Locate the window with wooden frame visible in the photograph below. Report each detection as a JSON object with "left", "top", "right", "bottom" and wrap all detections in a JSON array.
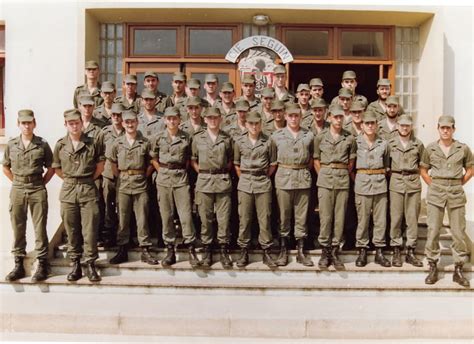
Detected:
[
  {"left": 281, "top": 27, "right": 333, "bottom": 59},
  {"left": 338, "top": 27, "right": 391, "bottom": 60}
]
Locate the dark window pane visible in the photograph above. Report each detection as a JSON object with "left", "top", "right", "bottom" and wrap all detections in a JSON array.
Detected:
[
  {"left": 134, "top": 29, "right": 177, "bottom": 55},
  {"left": 285, "top": 30, "right": 329, "bottom": 56},
  {"left": 190, "top": 72, "right": 229, "bottom": 98},
  {"left": 341, "top": 31, "right": 385, "bottom": 57},
  {"left": 189, "top": 29, "right": 232, "bottom": 55},
  {"left": 136, "top": 72, "right": 174, "bottom": 97}
]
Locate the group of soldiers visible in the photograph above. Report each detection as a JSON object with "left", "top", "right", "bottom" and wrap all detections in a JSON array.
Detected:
[{"left": 3, "top": 61, "right": 472, "bottom": 288}]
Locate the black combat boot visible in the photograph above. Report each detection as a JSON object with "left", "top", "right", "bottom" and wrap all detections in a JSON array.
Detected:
[
  {"left": 31, "top": 258, "right": 49, "bottom": 282},
  {"left": 425, "top": 260, "right": 438, "bottom": 285},
  {"left": 236, "top": 248, "right": 249, "bottom": 268},
  {"left": 220, "top": 244, "right": 233, "bottom": 269},
  {"left": 86, "top": 261, "right": 101, "bottom": 282},
  {"left": 392, "top": 246, "right": 403, "bottom": 267},
  {"left": 109, "top": 245, "right": 128, "bottom": 264},
  {"left": 141, "top": 247, "right": 159, "bottom": 265},
  {"left": 188, "top": 243, "right": 201, "bottom": 268},
  {"left": 318, "top": 246, "right": 331, "bottom": 269},
  {"left": 276, "top": 237, "right": 289, "bottom": 267},
  {"left": 355, "top": 248, "right": 367, "bottom": 267},
  {"left": 67, "top": 258, "right": 82, "bottom": 282},
  {"left": 296, "top": 239, "right": 314, "bottom": 267},
  {"left": 453, "top": 263, "right": 470, "bottom": 287},
  {"left": 331, "top": 246, "right": 345, "bottom": 269},
  {"left": 374, "top": 248, "right": 391, "bottom": 267},
  {"left": 405, "top": 247, "right": 423, "bottom": 267},
  {"left": 201, "top": 245, "right": 212, "bottom": 268},
  {"left": 162, "top": 244, "right": 176, "bottom": 267},
  {"left": 262, "top": 249, "right": 277, "bottom": 268},
  {"left": 5, "top": 257, "right": 26, "bottom": 282}
]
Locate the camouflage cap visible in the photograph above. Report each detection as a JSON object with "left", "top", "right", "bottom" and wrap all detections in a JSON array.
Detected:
[
  {"left": 122, "top": 110, "right": 138, "bottom": 121},
  {"left": 273, "top": 65, "right": 287, "bottom": 74},
  {"left": 18, "top": 109, "right": 34, "bottom": 122},
  {"left": 203, "top": 107, "right": 222, "bottom": 117},
  {"left": 85, "top": 60, "right": 99, "bottom": 69},
  {"left": 438, "top": 115, "right": 455, "bottom": 127},
  {"left": 124, "top": 74, "right": 137, "bottom": 84},
  {"left": 309, "top": 78, "right": 324, "bottom": 87},
  {"left": 204, "top": 73, "right": 218, "bottom": 82},
  {"left": 246, "top": 111, "right": 262, "bottom": 123},
  {"left": 362, "top": 111, "right": 378, "bottom": 123},
  {"left": 310, "top": 98, "right": 327, "bottom": 109},
  {"left": 350, "top": 101, "right": 366, "bottom": 112},
  {"left": 261, "top": 87, "right": 275, "bottom": 98},
  {"left": 64, "top": 109, "right": 82, "bottom": 121},
  {"left": 241, "top": 74, "right": 256, "bottom": 84},
  {"left": 164, "top": 106, "right": 181, "bottom": 117},
  {"left": 186, "top": 96, "right": 202, "bottom": 107},
  {"left": 220, "top": 82, "right": 234, "bottom": 92},
  {"left": 235, "top": 99, "right": 250, "bottom": 112},
  {"left": 398, "top": 114, "right": 413, "bottom": 125},
  {"left": 141, "top": 89, "right": 156, "bottom": 99},
  {"left": 342, "top": 70, "right": 357, "bottom": 80},
  {"left": 297, "top": 83, "right": 310, "bottom": 92},
  {"left": 285, "top": 102, "right": 301, "bottom": 114},
  {"left": 338, "top": 88, "right": 353, "bottom": 98},
  {"left": 377, "top": 78, "right": 391, "bottom": 87},
  {"left": 329, "top": 104, "right": 345, "bottom": 117},
  {"left": 172, "top": 72, "right": 187, "bottom": 82},
  {"left": 144, "top": 71, "right": 158, "bottom": 79},
  {"left": 187, "top": 78, "right": 201, "bottom": 89},
  {"left": 79, "top": 95, "right": 95, "bottom": 105},
  {"left": 111, "top": 103, "right": 124, "bottom": 114},
  {"left": 386, "top": 95, "right": 399, "bottom": 106},
  {"left": 101, "top": 81, "right": 115, "bottom": 93},
  {"left": 271, "top": 100, "right": 285, "bottom": 111}
]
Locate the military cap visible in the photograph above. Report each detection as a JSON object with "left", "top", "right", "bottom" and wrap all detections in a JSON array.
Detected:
[
  {"left": 144, "top": 71, "right": 158, "bottom": 79},
  {"left": 438, "top": 115, "right": 455, "bottom": 127},
  {"left": 342, "top": 70, "right": 357, "bottom": 80},
  {"left": 310, "top": 98, "right": 327, "bottom": 108},
  {"left": 187, "top": 78, "right": 201, "bottom": 89},
  {"left": 64, "top": 109, "right": 81, "bottom": 121},
  {"left": 172, "top": 72, "right": 187, "bottom": 81},
  {"left": 338, "top": 88, "right": 353, "bottom": 98},
  {"left": 111, "top": 103, "right": 124, "bottom": 114},
  {"left": 101, "top": 81, "right": 115, "bottom": 93},
  {"left": 186, "top": 96, "right": 202, "bottom": 107},
  {"left": 79, "top": 95, "right": 95, "bottom": 105},
  {"left": 329, "top": 105, "right": 345, "bottom": 117},
  {"left": 124, "top": 74, "right": 137, "bottom": 84},
  {"left": 164, "top": 106, "right": 180, "bottom": 117},
  {"left": 241, "top": 74, "right": 256, "bottom": 84},
  {"left": 235, "top": 99, "right": 250, "bottom": 112},
  {"left": 220, "top": 82, "right": 234, "bottom": 92},
  {"left": 377, "top": 78, "right": 391, "bottom": 87},
  {"left": 285, "top": 102, "right": 301, "bottom": 114},
  {"left": 273, "top": 65, "right": 287, "bottom": 74},
  {"left": 271, "top": 100, "right": 285, "bottom": 111},
  {"left": 362, "top": 111, "right": 378, "bottom": 123},
  {"left": 205, "top": 73, "right": 218, "bottom": 82},
  {"left": 18, "top": 109, "right": 35, "bottom": 122},
  {"left": 141, "top": 89, "right": 156, "bottom": 99},
  {"left": 85, "top": 60, "right": 99, "bottom": 69},
  {"left": 297, "top": 83, "right": 310, "bottom": 92},
  {"left": 398, "top": 114, "right": 413, "bottom": 125},
  {"left": 386, "top": 95, "right": 399, "bottom": 106},
  {"left": 350, "top": 101, "right": 366, "bottom": 112},
  {"left": 309, "top": 78, "right": 324, "bottom": 87},
  {"left": 261, "top": 87, "right": 275, "bottom": 98},
  {"left": 246, "top": 111, "right": 262, "bottom": 123},
  {"left": 122, "top": 110, "right": 138, "bottom": 121},
  {"left": 203, "top": 107, "right": 222, "bottom": 117}
]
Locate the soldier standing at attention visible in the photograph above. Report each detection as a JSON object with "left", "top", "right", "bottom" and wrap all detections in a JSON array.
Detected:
[
  {"left": 191, "top": 107, "right": 234, "bottom": 269},
  {"left": 354, "top": 111, "right": 391, "bottom": 268},
  {"left": 237, "top": 74, "right": 260, "bottom": 111},
  {"left": 142, "top": 71, "right": 167, "bottom": 113},
  {"left": 3, "top": 110, "right": 55, "bottom": 282},
  {"left": 151, "top": 107, "right": 200, "bottom": 268},
  {"left": 73, "top": 60, "right": 103, "bottom": 109},
  {"left": 216, "top": 82, "right": 237, "bottom": 128},
  {"left": 115, "top": 74, "right": 141, "bottom": 114},
  {"left": 272, "top": 65, "right": 295, "bottom": 103},
  {"left": 165, "top": 72, "right": 188, "bottom": 109},
  {"left": 296, "top": 84, "right": 312, "bottom": 129},
  {"left": 331, "top": 70, "right": 368, "bottom": 106},
  {"left": 203, "top": 74, "right": 220, "bottom": 107},
  {"left": 336, "top": 88, "right": 354, "bottom": 125},
  {"left": 344, "top": 101, "right": 365, "bottom": 137},
  {"left": 366, "top": 78, "right": 391, "bottom": 121},
  {"left": 308, "top": 98, "right": 329, "bottom": 136},
  {"left": 107, "top": 110, "right": 159, "bottom": 265},
  {"left": 233, "top": 111, "right": 278, "bottom": 268},
  {"left": 53, "top": 109, "right": 105, "bottom": 282},
  {"left": 93, "top": 81, "right": 116, "bottom": 127},
  {"left": 179, "top": 96, "right": 206, "bottom": 136},
  {"left": 309, "top": 78, "right": 324, "bottom": 100},
  {"left": 223, "top": 99, "right": 249, "bottom": 139},
  {"left": 138, "top": 89, "right": 166, "bottom": 139},
  {"left": 262, "top": 100, "right": 286, "bottom": 136},
  {"left": 388, "top": 114, "right": 424, "bottom": 268},
  {"left": 378, "top": 95, "right": 401, "bottom": 140},
  {"left": 257, "top": 87, "right": 275, "bottom": 130},
  {"left": 313, "top": 105, "right": 356, "bottom": 269},
  {"left": 420, "top": 115, "right": 472, "bottom": 287},
  {"left": 186, "top": 78, "right": 210, "bottom": 108},
  {"left": 271, "top": 103, "right": 314, "bottom": 267}
]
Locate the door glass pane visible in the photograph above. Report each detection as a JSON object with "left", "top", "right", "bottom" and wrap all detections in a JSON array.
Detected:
[
  {"left": 136, "top": 72, "right": 174, "bottom": 97},
  {"left": 190, "top": 72, "right": 229, "bottom": 98},
  {"left": 285, "top": 30, "right": 329, "bottom": 56},
  {"left": 188, "top": 29, "right": 233, "bottom": 55},
  {"left": 341, "top": 31, "right": 385, "bottom": 58},
  {"left": 134, "top": 29, "right": 177, "bottom": 55}
]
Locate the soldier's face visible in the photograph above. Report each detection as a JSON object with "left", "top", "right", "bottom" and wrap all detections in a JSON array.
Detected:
[
  {"left": 65, "top": 119, "right": 83, "bottom": 135},
  {"left": 297, "top": 91, "right": 310, "bottom": 105},
  {"left": 350, "top": 110, "right": 363, "bottom": 124},
  {"left": 329, "top": 114, "right": 344, "bottom": 130},
  {"left": 204, "top": 81, "right": 218, "bottom": 94},
  {"left": 398, "top": 124, "right": 412, "bottom": 137},
  {"left": 124, "top": 82, "right": 137, "bottom": 96},
  {"left": 123, "top": 119, "right": 138, "bottom": 133},
  {"left": 245, "top": 121, "right": 261, "bottom": 136},
  {"left": 377, "top": 86, "right": 390, "bottom": 100},
  {"left": 310, "top": 86, "right": 324, "bottom": 98},
  {"left": 80, "top": 104, "right": 94, "bottom": 117},
  {"left": 237, "top": 110, "right": 247, "bottom": 122},
  {"left": 262, "top": 96, "right": 274, "bottom": 110},
  {"left": 85, "top": 68, "right": 99, "bottom": 79},
  {"left": 165, "top": 115, "right": 181, "bottom": 130},
  {"left": 144, "top": 77, "right": 159, "bottom": 91},
  {"left": 187, "top": 105, "right": 202, "bottom": 119},
  {"left": 387, "top": 104, "right": 399, "bottom": 118},
  {"left": 362, "top": 121, "right": 377, "bottom": 135},
  {"left": 220, "top": 91, "right": 234, "bottom": 103},
  {"left": 187, "top": 87, "right": 200, "bottom": 97},
  {"left": 338, "top": 96, "right": 352, "bottom": 111},
  {"left": 242, "top": 83, "right": 255, "bottom": 97},
  {"left": 341, "top": 79, "right": 357, "bottom": 91},
  {"left": 111, "top": 113, "right": 123, "bottom": 126},
  {"left": 274, "top": 73, "right": 286, "bottom": 88},
  {"left": 172, "top": 80, "right": 185, "bottom": 93},
  {"left": 18, "top": 120, "right": 36, "bottom": 136},
  {"left": 101, "top": 91, "right": 116, "bottom": 103},
  {"left": 272, "top": 109, "right": 285, "bottom": 122},
  {"left": 204, "top": 115, "right": 221, "bottom": 130},
  {"left": 438, "top": 125, "right": 455, "bottom": 140},
  {"left": 285, "top": 112, "right": 301, "bottom": 129},
  {"left": 312, "top": 107, "right": 326, "bottom": 121},
  {"left": 142, "top": 97, "right": 157, "bottom": 111}
]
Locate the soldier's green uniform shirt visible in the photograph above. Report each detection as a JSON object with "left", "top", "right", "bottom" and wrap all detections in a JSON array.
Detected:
[
  {"left": 330, "top": 94, "right": 368, "bottom": 107},
  {"left": 300, "top": 107, "right": 313, "bottom": 130},
  {"left": 101, "top": 125, "right": 124, "bottom": 179},
  {"left": 366, "top": 100, "right": 386, "bottom": 121},
  {"left": 137, "top": 111, "right": 166, "bottom": 140},
  {"left": 179, "top": 119, "right": 206, "bottom": 137},
  {"left": 93, "top": 105, "right": 112, "bottom": 127},
  {"left": 215, "top": 101, "right": 237, "bottom": 129},
  {"left": 343, "top": 120, "right": 363, "bottom": 137},
  {"left": 275, "top": 90, "right": 295, "bottom": 103},
  {"left": 73, "top": 83, "right": 103, "bottom": 109},
  {"left": 114, "top": 94, "right": 141, "bottom": 114},
  {"left": 235, "top": 96, "right": 260, "bottom": 110},
  {"left": 223, "top": 122, "right": 247, "bottom": 140},
  {"left": 377, "top": 118, "right": 398, "bottom": 140},
  {"left": 152, "top": 90, "right": 168, "bottom": 114},
  {"left": 309, "top": 120, "right": 330, "bottom": 136}
]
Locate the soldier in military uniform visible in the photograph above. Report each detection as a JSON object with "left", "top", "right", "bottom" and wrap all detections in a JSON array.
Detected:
[
  {"left": 366, "top": 78, "right": 391, "bottom": 121},
  {"left": 237, "top": 74, "right": 260, "bottom": 110},
  {"left": 387, "top": 114, "right": 424, "bottom": 267},
  {"left": 216, "top": 82, "right": 237, "bottom": 127},
  {"left": 309, "top": 78, "right": 324, "bottom": 100},
  {"left": 256, "top": 87, "right": 275, "bottom": 128},
  {"left": 378, "top": 95, "right": 400, "bottom": 140},
  {"left": 93, "top": 81, "right": 116, "bottom": 127},
  {"left": 107, "top": 110, "right": 159, "bottom": 265},
  {"left": 263, "top": 100, "right": 286, "bottom": 136},
  {"left": 3, "top": 110, "right": 55, "bottom": 282},
  {"left": 180, "top": 96, "right": 206, "bottom": 136},
  {"left": 138, "top": 89, "right": 166, "bottom": 139},
  {"left": 191, "top": 107, "right": 234, "bottom": 269},
  {"left": 296, "top": 84, "right": 312, "bottom": 129},
  {"left": 100, "top": 103, "right": 125, "bottom": 247},
  {"left": 52, "top": 109, "right": 105, "bottom": 282},
  {"left": 331, "top": 70, "right": 368, "bottom": 107},
  {"left": 308, "top": 98, "right": 329, "bottom": 136},
  {"left": 203, "top": 73, "right": 221, "bottom": 107},
  {"left": 420, "top": 115, "right": 473, "bottom": 287},
  {"left": 73, "top": 60, "right": 103, "bottom": 109},
  {"left": 233, "top": 111, "right": 277, "bottom": 268},
  {"left": 270, "top": 103, "right": 314, "bottom": 267},
  {"left": 223, "top": 99, "right": 249, "bottom": 139},
  {"left": 143, "top": 71, "right": 167, "bottom": 113},
  {"left": 185, "top": 79, "right": 210, "bottom": 110},
  {"left": 150, "top": 107, "right": 200, "bottom": 268},
  {"left": 336, "top": 88, "right": 354, "bottom": 125},
  {"left": 354, "top": 111, "right": 391, "bottom": 268},
  {"left": 115, "top": 74, "right": 141, "bottom": 113},
  {"left": 313, "top": 105, "right": 356, "bottom": 269},
  {"left": 272, "top": 65, "right": 295, "bottom": 103},
  {"left": 165, "top": 72, "right": 188, "bottom": 109},
  {"left": 344, "top": 101, "right": 365, "bottom": 137}
]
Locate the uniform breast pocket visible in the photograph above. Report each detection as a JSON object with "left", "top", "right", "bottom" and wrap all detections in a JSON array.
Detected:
[{"left": 30, "top": 148, "right": 45, "bottom": 166}]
